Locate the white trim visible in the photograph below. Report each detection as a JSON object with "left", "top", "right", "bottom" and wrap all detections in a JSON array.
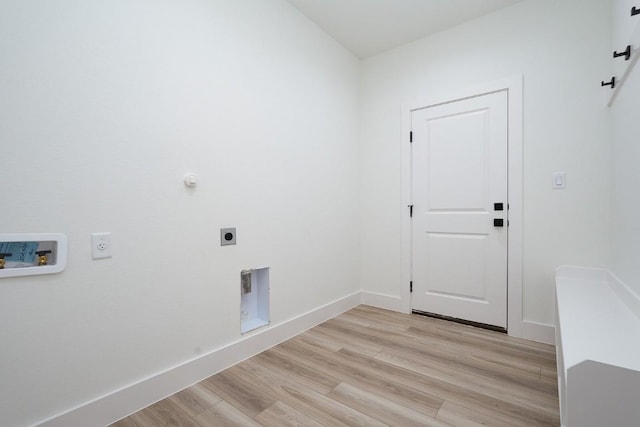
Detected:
[
  {"left": 35, "top": 292, "right": 362, "bottom": 427},
  {"left": 361, "top": 291, "right": 408, "bottom": 313},
  {"left": 401, "top": 75, "right": 524, "bottom": 338},
  {"left": 522, "top": 320, "right": 555, "bottom": 345}
]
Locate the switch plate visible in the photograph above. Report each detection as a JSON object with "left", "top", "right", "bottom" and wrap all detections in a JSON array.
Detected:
[
  {"left": 91, "top": 232, "right": 112, "bottom": 259},
  {"left": 552, "top": 172, "right": 566, "bottom": 189}
]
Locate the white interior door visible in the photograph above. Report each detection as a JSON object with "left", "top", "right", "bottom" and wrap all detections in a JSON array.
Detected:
[{"left": 411, "top": 91, "right": 508, "bottom": 329}]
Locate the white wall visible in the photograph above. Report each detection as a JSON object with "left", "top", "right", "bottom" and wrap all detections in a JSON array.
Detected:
[
  {"left": 611, "top": 0, "right": 640, "bottom": 294},
  {"left": 0, "top": 1, "right": 360, "bottom": 425},
  {"left": 359, "top": 0, "right": 612, "bottom": 328}
]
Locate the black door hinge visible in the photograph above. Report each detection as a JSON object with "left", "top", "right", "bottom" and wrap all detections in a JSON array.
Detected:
[
  {"left": 410, "top": 281, "right": 413, "bottom": 293},
  {"left": 410, "top": 131, "right": 413, "bottom": 143},
  {"left": 408, "top": 204, "right": 414, "bottom": 217}
]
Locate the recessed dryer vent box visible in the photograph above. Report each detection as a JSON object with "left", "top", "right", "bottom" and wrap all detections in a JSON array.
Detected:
[
  {"left": 240, "top": 267, "right": 270, "bottom": 334},
  {"left": 221, "top": 228, "right": 236, "bottom": 246},
  {"left": 0, "top": 233, "right": 67, "bottom": 278}
]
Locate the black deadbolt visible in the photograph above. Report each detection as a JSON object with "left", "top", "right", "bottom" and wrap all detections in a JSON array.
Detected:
[{"left": 494, "top": 203, "right": 504, "bottom": 211}]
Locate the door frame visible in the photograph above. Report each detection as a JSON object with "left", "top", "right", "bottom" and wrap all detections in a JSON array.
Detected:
[{"left": 400, "top": 75, "right": 523, "bottom": 338}]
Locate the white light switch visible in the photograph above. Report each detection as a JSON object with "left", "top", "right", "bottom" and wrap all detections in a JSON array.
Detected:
[{"left": 552, "top": 172, "right": 566, "bottom": 189}]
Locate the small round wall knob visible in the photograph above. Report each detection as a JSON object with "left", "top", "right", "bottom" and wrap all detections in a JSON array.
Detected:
[{"left": 184, "top": 174, "right": 197, "bottom": 188}]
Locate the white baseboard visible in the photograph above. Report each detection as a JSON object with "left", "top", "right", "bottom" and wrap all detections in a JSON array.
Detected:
[
  {"left": 36, "top": 292, "right": 362, "bottom": 427},
  {"left": 522, "top": 320, "right": 556, "bottom": 345},
  {"left": 34, "top": 289, "right": 556, "bottom": 426},
  {"left": 362, "top": 291, "right": 555, "bottom": 345},
  {"left": 361, "top": 291, "right": 408, "bottom": 313}
]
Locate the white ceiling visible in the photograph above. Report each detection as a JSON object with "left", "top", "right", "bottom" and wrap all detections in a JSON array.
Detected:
[{"left": 286, "top": 0, "right": 524, "bottom": 59}]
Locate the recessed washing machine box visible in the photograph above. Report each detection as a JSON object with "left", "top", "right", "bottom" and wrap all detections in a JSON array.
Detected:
[{"left": 0, "top": 233, "right": 67, "bottom": 278}]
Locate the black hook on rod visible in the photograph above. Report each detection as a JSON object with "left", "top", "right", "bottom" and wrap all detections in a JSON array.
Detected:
[
  {"left": 614, "top": 45, "right": 632, "bottom": 61},
  {"left": 632, "top": 6, "right": 640, "bottom": 16},
  {"left": 601, "top": 77, "right": 616, "bottom": 89}
]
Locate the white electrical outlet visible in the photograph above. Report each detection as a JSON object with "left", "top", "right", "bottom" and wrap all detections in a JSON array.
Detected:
[{"left": 91, "top": 232, "right": 112, "bottom": 259}]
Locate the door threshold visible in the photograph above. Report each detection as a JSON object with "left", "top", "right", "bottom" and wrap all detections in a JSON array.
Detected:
[{"left": 411, "top": 310, "right": 507, "bottom": 333}]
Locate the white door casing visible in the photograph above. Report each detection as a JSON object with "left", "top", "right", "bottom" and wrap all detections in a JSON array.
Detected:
[{"left": 411, "top": 90, "right": 508, "bottom": 328}]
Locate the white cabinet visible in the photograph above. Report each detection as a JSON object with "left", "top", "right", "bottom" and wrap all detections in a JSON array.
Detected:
[{"left": 555, "top": 266, "right": 640, "bottom": 427}]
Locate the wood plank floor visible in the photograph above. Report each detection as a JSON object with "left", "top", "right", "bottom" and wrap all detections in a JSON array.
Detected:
[{"left": 112, "top": 305, "right": 559, "bottom": 426}]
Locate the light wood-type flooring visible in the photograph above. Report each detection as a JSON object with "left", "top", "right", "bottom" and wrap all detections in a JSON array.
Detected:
[{"left": 112, "top": 305, "right": 559, "bottom": 426}]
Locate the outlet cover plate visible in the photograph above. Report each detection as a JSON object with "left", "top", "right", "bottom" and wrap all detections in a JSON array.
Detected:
[{"left": 91, "top": 232, "right": 112, "bottom": 259}]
